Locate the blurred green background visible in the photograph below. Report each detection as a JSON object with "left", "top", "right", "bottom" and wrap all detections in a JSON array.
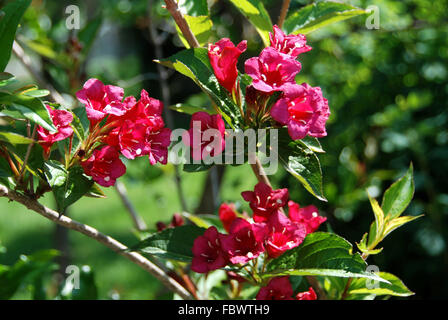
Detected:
[{"left": 0, "top": 0, "right": 447, "bottom": 299}]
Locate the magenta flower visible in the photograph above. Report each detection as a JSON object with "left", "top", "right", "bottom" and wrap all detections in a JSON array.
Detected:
[
  {"left": 271, "top": 83, "right": 330, "bottom": 140},
  {"left": 264, "top": 211, "right": 307, "bottom": 259},
  {"left": 288, "top": 201, "right": 327, "bottom": 234},
  {"left": 241, "top": 182, "right": 289, "bottom": 222},
  {"left": 191, "top": 226, "right": 228, "bottom": 274},
  {"left": 220, "top": 218, "right": 265, "bottom": 264},
  {"left": 81, "top": 146, "right": 126, "bottom": 187},
  {"left": 37, "top": 106, "right": 73, "bottom": 157},
  {"left": 270, "top": 25, "right": 312, "bottom": 58},
  {"left": 219, "top": 203, "right": 238, "bottom": 233},
  {"left": 147, "top": 127, "right": 171, "bottom": 165},
  {"left": 244, "top": 47, "right": 301, "bottom": 94},
  {"left": 208, "top": 38, "right": 247, "bottom": 94},
  {"left": 256, "top": 276, "right": 294, "bottom": 300},
  {"left": 183, "top": 111, "right": 226, "bottom": 161},
  {"left": 76, "top": 78, "right": 126, "bottom": 124},
  {"left": 296, "top": 287, "right": 317, "bottom": 300},
  {"left": 103, "top": 90, "right": 171, "bottom": 165}
]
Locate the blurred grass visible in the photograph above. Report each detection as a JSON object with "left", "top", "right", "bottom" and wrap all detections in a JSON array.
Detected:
[{"left": 0, "top": 161, "right": 256, "bottom": 300}]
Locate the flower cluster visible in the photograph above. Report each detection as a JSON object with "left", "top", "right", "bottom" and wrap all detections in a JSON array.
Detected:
[
  {"left": 256, "top": 276, "right": 317, "bottom": 300},
  {"left": 207, "top": 25, "right": 330, "bottom": 141},
  {"left": 191, "top": 182, "right": 326, "bottom": 299},
  {"left": 75, "top": 79, "right": 171, "bottom": 187},
  {"left": 38, "top": 78, "right": 171, "bottom": 188}
]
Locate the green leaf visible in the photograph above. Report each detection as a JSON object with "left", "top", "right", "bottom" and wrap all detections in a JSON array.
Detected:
[
  {"left": 284, "top": 1, "right": 367, "bottom": 35},
  {"left": 129, "top": 225, "right": 206, "bottom": 262},
  {"left": 157, "top": 48, "right": 241, "bottom": 127},
  {"left": 368, "top": 194, "right": 385, "bottom": 242},
  {"left": 23, "top": 89, "right": 50, "bottom": 98},
  {"left": 170, "top": 103, "right": 215, "bottom": 115},
  {"left": 84, "top": 183, "right": 106, "bottom": 199},
  {"left": 265, "top": 232, "right": 388, "bottom": 283},
  {"left": 183, "top": 162, "right": 213, "bottom": 173},
  {"left": 0, "top": 72, "right": 15, "bottom": 87},
  {"left": 0, "top": 0, "right": 32, "bottom": 71},
  {"left": 227, "top": 0, "right": 272, "bottom": 46},
  {"left": 0, "top": 249, "right": 59, "bottom": 300},
  {"left": 0, "top": 92, "right": 56, "bottom": 132},
  {"left": 178, "top": 0, "right": 209, "bottom": 16},
  {"left": 381, "top": 164, "right": 414, "bottom": 219},
  {"left": 348, "top": 272, "right": 414, "bottom": 297},
  {"left": 277, "top": 129, "right": 326, "bottom": 201},
  {"left": 176, "top": 15, "right": 213, "bottom": 48},
  {"left": 0, "top": 131, "right": 33, "bottom": 144},
  {"left": 182, "top": 212, "right": 223, "bottom": 230},
  {"left": 300, "top": 136, "right": 325, "bottom": 153},
  {"left": 382, "top": 215, "right": 423, "bottom": 240},
  {"left": 78, "top": 16, "right": 103, "bottom": 57},
  {"left": 44, "top": 161, "right": 93, "bottom": 212}
]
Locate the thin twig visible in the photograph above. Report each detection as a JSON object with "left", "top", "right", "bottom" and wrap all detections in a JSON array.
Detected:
[
  {"left": 0, "top": 185, "right": 194, "bottom": 300},
  {"left": 17, "top": 124, "right": 37, "bottom": 184},
  {"left": 115, "top": 181, "right": 148, "bottom": 231},
  {"left": 12, "top": 41, "right": 66, "bottom": 105},
  {"left": 278, "top": 0, "right": 291, "bottom": 29},
  {"left": 162, "top": 0, "right": 200, "bottom": 48}
]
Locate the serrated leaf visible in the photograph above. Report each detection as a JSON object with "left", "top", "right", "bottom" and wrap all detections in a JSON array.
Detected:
[
  {"left": 265, "top": 232, "right": 388, "bottom": 283},
  {"left": 284, "top": 1, "right": 367, "bottom": 35},
  {"left": 84, "top": 183, "right": 106, "bottom": 199},
  {"left": 183, "top": 162, "right": 213, "bottom": 173},
  {"left": 0, "top": 0, "right": 32, "bottom": 71},
  {"left": 228, "top": 0, "right": 272, "bottom": 46},
  {"left": 44, "top": 161, "right": 93, "bottom": 212},
  {"left": 381, "top": 164, "right": 414, "bottom": 219},
  {"left": 348, "top": 272, "right": 414, "bottom": 297},
  {"left": 129, "top": 225, "right": 206, "bottom": 262},
  {"left": 276, "top": 129, "right": 326, "bottom": 201}
]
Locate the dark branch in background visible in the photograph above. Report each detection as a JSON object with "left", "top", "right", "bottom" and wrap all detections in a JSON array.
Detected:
[
  {"left": 0, "top": 185, "right": 194, "bottom": 300},
  {"left": 12, "top": 41, "right": 65, "bottom": 105},
  {"left": 115, "top": 181, "right": 148, "bottom": 231},
  {"left": 148, "top": 0, "right": 188, "bottom": 212}
]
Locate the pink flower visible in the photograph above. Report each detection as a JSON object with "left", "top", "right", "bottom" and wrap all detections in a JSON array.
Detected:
[
  {"left": 208, "top": 39, "right": 247, "bottom": 93},
  {"left": 183, "top": 111, "right": 226, "bottom": 161},
  {"left": 296, "top": 287, "right": 317, "bottom": 300},
  {"left": 191, "top": 226, "right": 228, "bottom": 273},
  {"left": 76, "top": 78, "right": 126, "bottom": 124},
  {"left": 219, "top": 203, "right": 238, "bottom": 233},
  {"left": 264, "top": 211, "right": 307, "bottom": 258},
  {"left": 220, "top": 218, "right": 265, "bottom": 265},
  {"left": 288, "top": 201, "right": 327, "bottom": 234},
  {"left": 256, "top": 276, "right": 294, "bottom": 300},
  {"left": 270, "top": 25, "right": 312, "bottom": 58},
  {"left": 271, "top": 83, "right": 330, "bottom": 140},
  {"left": 244, "top": 47, "right": 301, "bottom": 94},
  {"left": 104, "top": 90, "right": 171, "bottom": 165},
  {"left": 241, "top": 182, "right": 289, "bottom": 222},
  {"left": 81, "top": 146, "right": 126, "bottom": 187},
  {"left": 37, "top": 106, "right": 73, "bottom": 156}
]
